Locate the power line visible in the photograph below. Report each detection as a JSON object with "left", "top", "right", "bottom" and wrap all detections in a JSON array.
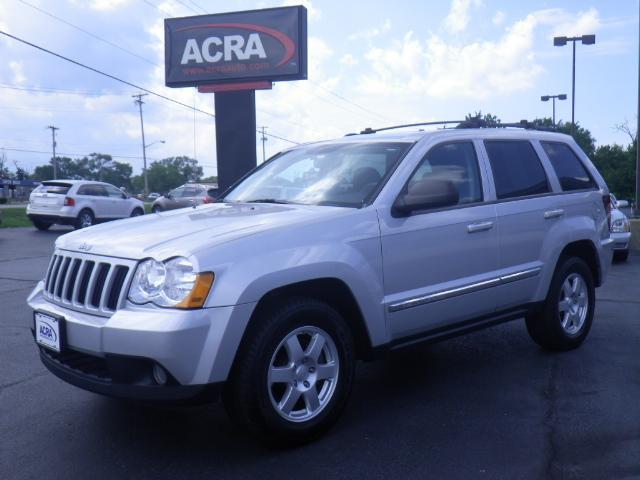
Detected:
[
  {"left": 308, "top": 79, "right": 392, "bottom": 122},
  {"left": 0, "top": 83, "right": 104, "bottom": 96},
  {"left": 0, "top": 30, "right": 301, "bottom": 145},
  {"left": 141, "top": 0, "right": 174, "bottom": 17},
  {"left": 171, "top": 0, "right": 201, "bottom": 15},
  {"left": 185, "top": 0, "right": 208, "bottom": 14},
  {"left": 16, "top": 0, "right": 159, "bottom": 67},
  {"left": 0, "top": 146, "right": 161, "bottom": 161}
]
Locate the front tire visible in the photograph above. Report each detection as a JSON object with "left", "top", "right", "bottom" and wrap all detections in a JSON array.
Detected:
[
  {"left": 525, "top": 257, "right": 595, "bottom": 351},
  {"left": 130, "top": 207, "right": 144, "bottom": 217},
  {"left": 224, "top": 297, "right": 356, "bottom": 445},
  {"left": 75, "top": 209, "right": 94, "bottom": 229},
  {"left": 151, "top": 206, "right": 162, "bottom": 214},
  {"left": 32, "top": 219, "right": 51, "bottom": 231}
]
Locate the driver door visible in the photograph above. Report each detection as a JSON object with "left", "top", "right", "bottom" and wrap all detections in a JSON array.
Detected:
[{"left": 378, "top": 140, "right": 500, "bottom": 340}]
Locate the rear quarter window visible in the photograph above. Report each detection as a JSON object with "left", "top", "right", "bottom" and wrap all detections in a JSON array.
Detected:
[
  {"left": 484, "top": 140, "right": 550, "bottom": 200},
  {"left": 541, "top": 141, "right": 597, "bottom": 191}
]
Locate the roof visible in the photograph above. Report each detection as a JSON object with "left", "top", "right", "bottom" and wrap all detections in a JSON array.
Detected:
[{"left": 297, "top": 126, "right": 574, "bottom": 148}]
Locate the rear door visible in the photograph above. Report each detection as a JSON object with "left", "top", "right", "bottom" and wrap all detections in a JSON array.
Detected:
[
  {"left": 378, "top": 140, "right": 500, "bottom": 340},
  {"left": 480, "top": 139, "right": 558, "bottom": 310},
  {"left": 104, "top": 185, "right": 129, "bottom": 218},
  {"left": 78, "top": 184, "right": 110, "bottom": 219}
]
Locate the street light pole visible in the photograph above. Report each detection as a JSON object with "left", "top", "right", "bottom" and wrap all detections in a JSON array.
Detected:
[
  {"left": 554, "top": 34, "right": 596, "bottom": 136},
  {"left": 47, "top": 125, "right": 59, "bottom": 179},
  {"left": 540, "top": 94, "right": 567, "bottom": 126},
  {"left": 133, "top": 93, "right": 149, "bottom": 198}
]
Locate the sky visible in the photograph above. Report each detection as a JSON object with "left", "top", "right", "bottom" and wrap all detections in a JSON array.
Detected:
[{"left": 0, "top": 0, "right": 637, "bottom": 178}]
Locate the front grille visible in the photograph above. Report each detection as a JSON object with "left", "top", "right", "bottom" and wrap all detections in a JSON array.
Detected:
[{"left": 43, "top": 250, "right": 137, "bottom": 317}]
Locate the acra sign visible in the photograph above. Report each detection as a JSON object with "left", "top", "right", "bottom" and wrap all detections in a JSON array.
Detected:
[{"left": 165, "top": 7, "right": 307, "bottom": 87}]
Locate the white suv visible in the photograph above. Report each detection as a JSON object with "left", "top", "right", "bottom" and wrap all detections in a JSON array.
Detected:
[
  {"left": 28, "top": 125, "right": 614, "bottom": 443},
  {"left": 27, "top": 180, "right": 145, "bottom": 230}
]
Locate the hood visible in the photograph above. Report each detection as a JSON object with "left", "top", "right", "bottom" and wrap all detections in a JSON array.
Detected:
[{"left": 55, "top": 202, "right": 351, "bottom": 260}]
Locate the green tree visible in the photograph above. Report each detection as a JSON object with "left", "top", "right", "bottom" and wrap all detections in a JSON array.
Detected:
[
  {"left": 145, "top": 156, "right": 203, "bottom": 193},
  {"left": 593, "top": 144, "right": 636, "bottom": 199}
]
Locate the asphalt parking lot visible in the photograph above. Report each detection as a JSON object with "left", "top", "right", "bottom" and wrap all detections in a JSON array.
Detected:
[{"left": 1, "top": 226, "right": 639, "bottom": 480}]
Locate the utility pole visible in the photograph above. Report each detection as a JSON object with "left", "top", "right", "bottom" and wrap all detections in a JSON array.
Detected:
[
  {"left": 133, "top": 93, "right": 149, "bottom": 198},
  {"left": 47, "top": 126, "right": 59, "bottom": 179},
  {"left": 260, "top": 126, "right": 268, "bottom": 163},
  {"left": 636, "top": 0, "right": 640, "bottom": 216}
]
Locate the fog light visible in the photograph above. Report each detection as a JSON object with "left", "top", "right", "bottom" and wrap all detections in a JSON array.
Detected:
[{"left": 153, "top": 364, "right": 168, "bottom": 385}]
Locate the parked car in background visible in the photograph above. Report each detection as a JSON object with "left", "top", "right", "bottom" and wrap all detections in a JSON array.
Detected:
[
  {"left": 151, "top": 183, "right": 218, "bottom": 212},
  {"left": 610, "top": 194, "right": 631, "bottom": 262},
  {"left": 147, "top": 192, "right": 161, "bottom": 201},
  {"left": 27, "top": 180, "right": 145, "bottom": 230},
  {"left": 612, "top": 194, "right": 629, "bottom": 209}
]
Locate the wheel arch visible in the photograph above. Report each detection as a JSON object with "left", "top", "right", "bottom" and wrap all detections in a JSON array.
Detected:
[
  {"left": 240, "top": 278, "right": 374, "bottom": 362},
  {"left": 557, "top": 239, "right": 602, "bottom": 287}
]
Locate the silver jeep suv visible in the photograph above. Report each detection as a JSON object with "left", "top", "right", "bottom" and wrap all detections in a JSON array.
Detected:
[{"left": 28, "top": 124, "right": 614, "bottom": 443}]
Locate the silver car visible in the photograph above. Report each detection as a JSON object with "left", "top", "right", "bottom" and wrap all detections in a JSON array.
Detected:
[
  {"left": 151, "top": 183, "right": 218, "bottom": 212},
  {"left": 28, "top": 125, "right": 613, "bottom": 443},
  {"left": 610, "top": 194, "right": 631, "bottom": 262}
]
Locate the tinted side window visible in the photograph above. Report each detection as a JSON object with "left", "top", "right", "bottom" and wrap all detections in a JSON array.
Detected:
[
  {"left": 541, "top": 142, "right": 596, "bottom": 191},
  {"left": 407, "top": 142, "right": 483, "bottom": 207},
  {"left": 77, "top": 184, "right": 104, "bottom": 196},
  {"left": 106, "top": 185, "right": 124, "bottom": 198},
  {"left": 485, "top": 140, "right": 549, "bottom": 200}
]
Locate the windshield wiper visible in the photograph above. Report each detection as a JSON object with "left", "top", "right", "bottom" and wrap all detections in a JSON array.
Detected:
[{"left": 245, "top": 198, "right": 292, "bottom": 204}]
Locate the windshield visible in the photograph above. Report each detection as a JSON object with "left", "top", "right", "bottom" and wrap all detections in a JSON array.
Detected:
[{"left": 223, "top": 142, "right": 412, "bottom": 207}]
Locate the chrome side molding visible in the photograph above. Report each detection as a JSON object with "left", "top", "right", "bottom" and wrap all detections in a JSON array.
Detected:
[{"left": 388, "top": 267, "right": 541, "bottom": 313}]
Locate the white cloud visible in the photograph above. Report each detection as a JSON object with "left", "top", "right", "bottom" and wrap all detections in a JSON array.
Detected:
[
  {"left": 356, "top": 7, "right": 604, "bottom": 101},
  {"left": 340, "top": 54, "right": 358, "bottom": 66},
  {"left": 359, "top": 12, "right": 544, "bottom": 99},
  {"left": 348, "top": 19, "right": 392, "bottom": 41},
  {"left": 550, "top": 7, "right": 600, "bottom": 38},
  {"left": 444, "top": 0, "right": 483, "bottom": 34},
  {"left": 281, "top": 0, "right": 321, "bottom": 20},
  {"left": 492, "top": 10, "right": 505, "bottom": 26},
  {"left": 9, "top": 61, "right": 27, "bottom": 84},
  {"left": 89, "top": 0, "right": 131, "bottom": 11}
]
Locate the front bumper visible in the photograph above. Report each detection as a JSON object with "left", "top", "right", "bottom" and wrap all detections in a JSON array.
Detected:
[
  {"left": 611, "top": 231, "right": 631, "bottom": 251},
  {"left": 28, "top": 281, "right": 255, "bottom": 401}
]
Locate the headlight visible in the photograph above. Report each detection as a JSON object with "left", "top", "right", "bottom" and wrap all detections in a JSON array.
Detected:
[
  {"left": 611, "top": 218, "right": 630, "bottom": 233},
  {"left": 129, "top": 257, "right": 214, "bottom": 308}
]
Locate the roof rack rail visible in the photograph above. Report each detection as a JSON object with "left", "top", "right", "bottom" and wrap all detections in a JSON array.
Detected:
[
  {"left": 352, "top": 120, "right": 466, "bottom": 135},
  {"left": 349, "top": 118, "right": 558, "bottom": 136}
]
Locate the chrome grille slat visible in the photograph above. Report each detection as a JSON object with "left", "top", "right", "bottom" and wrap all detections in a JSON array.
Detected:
[
  {"left": 42, "top": 250, "right": 137, "bottom": 317},
  {"left": 52, "top": 257, "right": 67, "bottom": 298},
  {"left": 99, "top": 265, "right": 116, "bottom": 311},
  {"left": 85, "top": 262, "right": 103, "bottom": 310}
]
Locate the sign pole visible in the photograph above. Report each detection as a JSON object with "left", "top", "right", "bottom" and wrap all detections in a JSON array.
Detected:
[{"left": 214, "top": 90, "right": 257, "bottom": 191}]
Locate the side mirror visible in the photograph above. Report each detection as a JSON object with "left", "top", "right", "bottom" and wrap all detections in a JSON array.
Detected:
[
  {"left": 166, "top": 193, "right": 172, "bottom": 199},
  {"left": 393, "top": 178, "right": 459, "bottom": 216},
  {"left": 121, "top": 193, "right": 128, "bottom": 199}
]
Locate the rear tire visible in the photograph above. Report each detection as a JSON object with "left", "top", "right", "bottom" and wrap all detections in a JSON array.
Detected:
[
  {"left": 75, "top": 209, "right": 94, "bottom": 229},
  {"left": 525, "top": 257, "right": 595, "bottom": 351},
  {"left": 152, "top": 206, "right": 162, "bottom": 214},
  {"left": 613, "top": 250, "right": 629, "bottom": 263},
  {"left": 32, "top": 219, "right": 51, "bottom": 231},
  {"left": 223, "top": 297, "right": 356, "bottom": 445}
]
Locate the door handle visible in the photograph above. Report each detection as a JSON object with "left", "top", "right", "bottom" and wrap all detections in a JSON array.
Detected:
[
  {"left": 467, "top": 221, "right": 494, "bottom": 233},
  {"left": 544, "top": 209, "right": 564, "bottom": 219}
]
